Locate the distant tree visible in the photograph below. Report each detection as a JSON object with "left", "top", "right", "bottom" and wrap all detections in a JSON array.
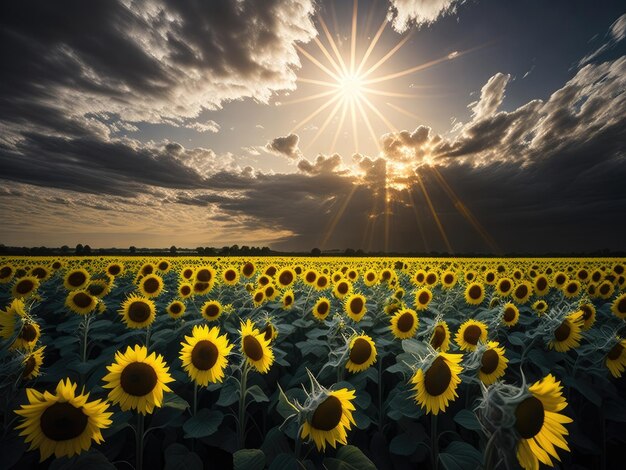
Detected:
[
  {"left": 170, "top": 245, "right": 177, "bottom": 254},
  {"left": 355, "top": 249, "right": 364, "bottom": 256},
  {"left": 129, "top": 246, "right": 136, "bottom": 254},
  {"left": 60, "top": 245, "right": 69, "bottom": 254},
  {"left": 345, "top": 248, "right": 356, "bottom": 256},
  {"left": 204, "top": 247, "right": 216, "bottom": 255},
  {"left": 240, "top": 245, "right": 250, "bottom": 255},
  {"left": 196, "top": 247, "right": 204, "bottom": 255},
  {"left": 0, "top": 244, "right": 6, "bottom": 254},
  {"left": 75, "top": 244, "right": 84, "bottom": 255},
  {"left": 261, "top": 247, "right": 271, "bottom": 255},
  {"left": 230, "top": 244, "right": 239, "bottom": 254},
  {"left": 220, "top": 246, "right": 230, "bottom": 255},
  {"left": 311, "top": 247, "right": 321, "bottom": 256},
  {"left": 83, "top": 245, "right": 92, "bottom": 255}
]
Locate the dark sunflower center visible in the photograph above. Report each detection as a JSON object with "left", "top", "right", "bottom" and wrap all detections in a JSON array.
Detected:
[
  {"left": 242, "top": 263, "right": 254, "bottom": 277},
  {"left": 265, "top": 286, "right": 275, "bottom": 297},
  {"left": 32, "top": 267, "right": 47, "bottom": 279},
  {"left": 463, "top": 325, "right": 482, "bottom": 345},
  {"left": 243, "top": 335, "right": 264, "bottom": 361},
  {"left": 608, "top": 343, "right": 624, "bottom": 360},
  {"left": 311, "top": 395, "right": 343, "bottom": 431},
  {"left": 618, "top": 297, "right": 626, "bottom": 314},
  {"left": 337, "top": 282, "right": 349, "bottom": 294},
  {"left": 254, "top": 292, "right": 264, "bottom": 303},
  {"left": 350, "top": 297, "right": 364, "bottom": 313},
  {"left": 486, "top": 273, "right": 495, "bottom": 283},
  {"left": 67, "top": 271, "right": 86, "bottom": 287},
  {"left": 555, "top": 274, "right": 566, "bottom": 285},
  {"left": 592, "top": 272, "right": 601, "bottom": 282},
  {"left": 503, "top": 307, "right": 516, "bottom": 322},
  {"left": 306, "top": 272, "right": 316, "bottom": 283},
  {"left": 599, "top": 284, "right": 610, "bottom": 295},
  {"left": 158, "top": 262, "right": 169, "bottom": 271},
  {"left": 397, "top": 312, "right": 414, "bottom": 332},
  {"left": 499, "top": 280, "right": 511, "bottom": 292},
  {"left": 196, "top": 269, "right": 212, "bottom": 283},
  {"left": 120, "top": 362, "right": 158, "bottom": 396},
  {"left": 72, "top": 292, "right": 93, "bottom": 309},
  {"left": 181, "top": 285, "right": 191, "bottom": 296},
  {"left": 444, "top": 274, "right": 453, "bottom": 284},
  {"left": 431, "top": 325, "right": 446, "bottom": 349},
  {"left": 566, "top": 283, "right": 577, "bottom": 294},
  {"left": 23, "top": 355, "right": 37, "bottom": 378},
  {"left": 52, "top": 262, "right": 62, "bottom": 270},
  {"left": 142, "top": 265, "right": 154, "bottom": 275},
  {"left": 204, "top": 304, "right": 220, "bottom": 318},
  {"left": 16, "top": 280, "right": 35, "bottom": 294},
  {"left": 317, "top": 277, "right": 328, "bottom": 288},
  {"left": 194, "top": 282, "right": 209, "bottom": 292},
  {"left": 426, "top": 273, "right": 436, "bottom": 284},
  {"left": 20, "top": 324, "right": 37, "bottom": 342},
  {"left": 418, "top": 291, "right": 430, "bottom": 305},
  {"left": 468, "top": 285, "right": 482, "bottom": 300},
  {"left": 143, "top": 277, "right": 160, "bottom": 294},
  {"left": 382, "top": 271, "right": 391, "bottom": 280},
  {"left": 349, "top": 338, "right": 372, "bottom": 365},
  {"left": 536, "top": 302, "right": 546, "bottom": 310},
  {"left": 515, "top": 396, "right": 545, "bottom": 439},
  {"left": 284, "top": 295, "right": 293, "bottom": 306},
  {"left": 225, "top": 270, "right": 236, "bottom": 281},
  {"left": 261, "top": 325, "right": 274, "bottom": 341},
  {"left": 554, "top": 320, "right": 571, "bottom": 342},
  {"left": 424, "top": 356, "right": 452, "bottom": 396},
  {"left": 183, "top": 269, "right": 193, "bottom": 279},
  {"left": 265, "top": 267, "right": 277, "bottom": 276},
  {"left": 88, "top": 284, "right": 105, "bottom": 296},
  {"left": 580, "top": 305, "right": 593, "bottom": 321},
  {"left": 259, "top": 276, "right": 269, "bottom": 286},
  {"left": 416, "top": 273, "right": 425, "bottom": 283},
  {"left": 317, "top": 302, "right": 329, "bottom": 315},
  {"left": 480, "top": 349, "right": 499, "bottom": 374},
  {"left": 40, "top": 402, "right": 88, "bottom": 441},
  {"left": 514, "top": 285, "right": 528, "bottom": 298},
  {"left": 191, "top": 340, "right": 219, "bottom": 370},
  {"left": 170, "top": 303, "right": 182, "bottom": 314},
  {"left": 1, "top": 266, "right": 13, "bottom": 278},
  {"left": 108, "top": 265, "right": 121, "bottom": 276},
  {"left": 536, "top": 277, "right": 547, "bottom": 291},
  {"left": 279, "top": 271, "right": 293, "bottom": 285},
  {"left": 578, "top": 270, "right": 588, "bottom": 280},
  {"left": 366, "top": 273, "right": 375, "bottom": 282},
  {"left": 128, "top": 301, "right": 151, "bottom": 323}
]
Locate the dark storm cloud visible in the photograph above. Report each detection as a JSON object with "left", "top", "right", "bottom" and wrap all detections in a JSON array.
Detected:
[{"left": 265, "top": 133, "right": 302, "bottom": 159}]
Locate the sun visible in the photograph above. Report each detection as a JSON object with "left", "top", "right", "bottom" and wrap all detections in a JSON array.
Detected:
[{"left": 338, "top": 73, "right": 364, "bottom": 100}]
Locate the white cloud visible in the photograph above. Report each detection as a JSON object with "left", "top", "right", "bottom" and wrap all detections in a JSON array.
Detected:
[{"left": 387, "top": 0, "right": 461, "bottom": 32}]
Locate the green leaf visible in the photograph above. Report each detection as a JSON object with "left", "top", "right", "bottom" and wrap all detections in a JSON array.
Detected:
[
  {"left": 439, "top": 441, "right": 482, "bottom": 470},
  {"left": 162, "top": 392, "right": 189, "bottom": 410},
  {"left": 389, "top": 432, "right": 418, "bottom": 456},
  {"left": 246, "top": 384, "right": 269, "bottom": 403},
  {"left": 276, "top": 386, "right": 305, "bottom": 419},
  {"left": 164, "top": 443, "right": 203, "bottom": 470},
  {"left": 323, "top": 445, "right": 376, "bottom": 470},
  {"left": 49, "top": 450, "right": 116, "bottom": 470},
  {"left": 261, "top": 427, "right": 292, "bottom": 465},
  {"left": 454, "top": 409, "right": 482, "bottom": 431},
  {"left": 268, "top": 454, "right": 300, "bottom": 470},
  {"left": 183, "top": 409, "right": 224, "bottom": 438},
  {"left": 234, "top": 449, "right": 266, "bottom": 470},
  {"left": 217, "top": 378, "right": 240, "bottom": 406}
]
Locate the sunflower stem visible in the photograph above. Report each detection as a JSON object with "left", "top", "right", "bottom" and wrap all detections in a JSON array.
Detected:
[
  {"left": 294, "top": 421, "right": 303, "bottom": 460},
  {"left": 81, "top": 313, "right": 91, "bottom": 364},
  {"left": 377, "top": 355, "right": 384, "bottom": 432},
  {"left": 145, "top": 326, "right": 152, "bottom": 349},
  {"left": 193, "top": 383, "right": 198, "bottom": 417},
  {"left": 136, "top": 413, "right": 145, "bottom": 470},
  {"left": 430, "top": 414, "right": 438, "bottom": 470},
  {"left": 238, "top": 361, "right": 250, "bottom": 449},
  {"left": 483, "top": 432, "right": 497, "bottom": 470}
]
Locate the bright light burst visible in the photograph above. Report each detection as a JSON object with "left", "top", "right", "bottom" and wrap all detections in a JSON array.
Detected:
[{"left": 287, "top": 0, "right": 465, "bottom": 156}]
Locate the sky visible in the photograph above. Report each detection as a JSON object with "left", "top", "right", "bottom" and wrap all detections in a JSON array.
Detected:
[{"left": 0, "top": 0, "right": 625, "bottom": 253}]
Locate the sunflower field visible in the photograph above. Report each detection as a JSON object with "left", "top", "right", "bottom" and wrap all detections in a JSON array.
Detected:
[{"left": 1, "top": 256, "right": 625, "bottom": 470}]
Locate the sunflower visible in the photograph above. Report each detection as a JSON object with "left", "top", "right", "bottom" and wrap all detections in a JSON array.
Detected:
[
  {"left": 0, "top": 300, "right": 41, "bottom": 350},
  {"left": 390, "top": 308, "right": 419, "bottom": 339},
  {"left": 606, "top": 338, "right": 626, "bottom": 378},
  {"left": 138, "top": 262, "right": 155, "bottom": 277},
  {"left": 30, "top": 266, "right": 51, "bottom": 282},
  {"left": 178, "top": 282, "right": 193, "bottom": 299},
  {"left": 346, "top": 269, "right": 358, "bottom": 281},
  {"left": 257, "top": 274, "right": 271, "bottom": 287},
  {"left": 63, "top": 268, "right": 90, "bottom": 291},
  {"left": 424, "top": 271, "right": 438, "bottom": 287},
  {"left": 345, "top": 334, "right": 377, "bottom": 373},
  {"left": 300, "top": 388, "right": 356, "bottom": 451},
  {"left": 411, "top": 352, "right": 463, "bottom": 415},
  {"left": 548, "top": 311, "right": 584, "bottom": 352},
  {"left": 344, "top": 293, "right": 367, "bottom": 322},
  {"left": 313, "top": 297, "right": 331, "bottom": 321},
  {"left": 430, "top": 321, "right": 451, "bottom": 352},
  {"left": 195, "top": 267, "right": 216, "bottom": 285},
  {"left": 15, "top": 378, "right": 112, "bottom": 461},
  {"left": 363, "top": 269, "right": 378, "bottom": 286},
  {"left": 478, "top": 341, "right": 508, "bottom": 386},
  {"left": 22, "top": 346, "right": 45, "bottom": 380},
  {"left": 180, "top": 325, "right": 233, "bottom": 386},
  {"left": 515, "top": 374, "right": 573, "bottom": 470},
  {"left": 166, "top": 300, "right": 186, "bottom": 319},
  {"left": 65, "top": 290, "right": 97, "bottom": 315},
  {"left": 495, "top": 278, "right": 514, "bottom": 297},
  {"left": 192, "top": 280, "right": 213, "bottom": 296},
  {"left": 332, "top": 279, "right": 352, "bottom": 300},
  {"left": 221, "top": 267, "right": 240, "bottom": 286},
  {"left": 282, "top": 289, "right": 295, "bottom": 309},
  {"left": 455, "top": 319, "right": 488, "bottom": 351},
  {"left": 239, "top": 319, "right": 274, "bottom": 373},
  {"left": 86, "top": 280, "right": 111, "bottom": 299},
  {"left": 562, "top": 280, "right": 581, "bottom": 299},
  {"left": 512, "top": 281, "right": 533, "bottom": 304},
  {"left": 414, "top": 287, "right": 433, "bottom": 311},
  {"left": 533, "top": 275, "right": 550, "bottom": 297},
  {"left": 106, "top": 262, "right": 124, "bottom": 277},
  {"left": 12, "top": 276, "right": 40, "bottom": 299},
  {"left": 264, "top": 283, "right": 279, "bottom": 301},
  {"left": 138, "top": 274, "right": 164, "bottom": 298},
  {"left": 156, "top": 259, "right": 171, "bottom": 273},
  {"left": 610, "top": 293, "right": 626, "bottom": 319},
  {"left": 502, "top": 303, "right": 520, "bottom": 326},
  {"left": 260, "top": 321, "right": 279, "bottom": 344},
  {"left": 552, "top": 272, "right": 568, "bottom": 288},
  {"left": 201, "top": 300, "right": 224, "bottom": 322},
  {"left": 276, "top": 267, "right": 296, "bottom": 288},
  {"left": 597, "top": 280, "right": 615, "bottom": 299},
  {"left": 103, "top": 345, "right": 174, "bottom": 414},
  {"left": 578, "top": 303, "right": 596, "bottom": 330},
  {"left": 181, "top": 266, "right": 195, "bottom": 281},
  {"left": 412, "top": 269, "right": 426, "bottom": 286},
  {"left": 241, "top": 261, "right": 256, "bottom": 278},
  {"left": 118, "top": 294, "right": 156, "bottom": 329},
  {"left": 483, "top": 270, "right": 497, "bottom": 285},
  {"left": 441, "top": 271, "right": 458, "bottom": 289},
  {"left": 315, "top": 274, "right": 330, "bottom": 291},
  {"left": 531, "top": 300, "right": 548, "bottom": 315},
  {"left": 464, "top": 282, "right": 485, "bottom": 305},
  {"left": 303, "top": 269, "right": 318, "bottom": 286},
  {"left": 0, "top": 263, "right": 15, "bottom": 284}
]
